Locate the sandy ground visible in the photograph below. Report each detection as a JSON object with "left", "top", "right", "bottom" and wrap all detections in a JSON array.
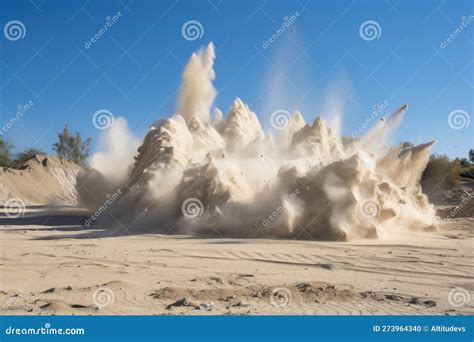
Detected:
[{"left": 1, "top": 208, "right": 473, "bottom": 316}]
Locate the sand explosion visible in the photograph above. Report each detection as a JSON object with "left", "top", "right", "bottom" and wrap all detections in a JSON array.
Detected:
[{"left": 77, "top": 43, "right": 438, "bottom": 241}]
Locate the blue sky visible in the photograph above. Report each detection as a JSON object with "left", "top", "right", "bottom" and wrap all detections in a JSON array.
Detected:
[{"left": 0, "top": 0, "right": 472, "bottom": 159}]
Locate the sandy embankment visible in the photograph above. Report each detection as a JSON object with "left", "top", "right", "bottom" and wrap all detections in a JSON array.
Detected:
[
  {"left": 0, "top": 155, "right": 81, "bottom": 206},
  {"left": 0, "top": 209, "right": 472, "bottom": 315}
]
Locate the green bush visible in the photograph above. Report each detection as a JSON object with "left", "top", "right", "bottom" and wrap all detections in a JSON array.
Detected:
[
  {"left": 0, "top": 137, "right": 14, "bottom": 167},
  {"left": 53, "top": 126, "right": 91, "bottom": 166},
  {"left": 12, "top": 147, "right": 46, "bottom": 169},
  {"left": 421, "top": 154, "right": 461, "bottom": 190}
]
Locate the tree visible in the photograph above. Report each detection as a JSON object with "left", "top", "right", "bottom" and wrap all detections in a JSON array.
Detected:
[
  {"left": 53, "top": 126, "right": 91, "bottom": 166},
  {"left": 421, "top": 154, "right": 461, "bottom": 190},
  {"left": 12, "top": 147, "right": 46, "bottom": 169},
  {"left": 469, "top": 149, "right": 474, "bottom": 163},
  {"left": 0, "top": 137, "right": 14, "bottom": 167},
  {"left": 456, "top": 157, "right": 471, "bottom": 167}
]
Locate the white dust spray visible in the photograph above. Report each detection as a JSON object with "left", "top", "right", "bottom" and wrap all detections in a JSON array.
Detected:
[{"left": 77, "top": 43, "right": 438, "bottom": 241}]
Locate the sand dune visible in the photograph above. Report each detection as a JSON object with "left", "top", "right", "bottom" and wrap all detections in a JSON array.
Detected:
[{"left": 0, "top": 155, "right": 81, "bottom": 206}]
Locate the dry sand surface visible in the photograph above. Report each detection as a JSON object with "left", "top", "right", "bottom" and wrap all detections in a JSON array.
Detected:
[
  {"left": 0, "top": 155, "right": 81, "bottom": 206},
  {"left": 1, "top": 207, "right": 472, "bottom": 315}
]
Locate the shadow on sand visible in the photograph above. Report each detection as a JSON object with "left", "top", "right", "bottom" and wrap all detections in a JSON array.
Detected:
[
  {"left": 0, "top": 208, "right": 323, "bottom": 242},
  {"left": 0, "top": 209, "right": 189, "bottom": 240}
]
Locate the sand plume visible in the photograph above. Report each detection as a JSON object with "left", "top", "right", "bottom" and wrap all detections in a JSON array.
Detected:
[{"left": 78, "top": 43, "right": 438, "bottom": 241}]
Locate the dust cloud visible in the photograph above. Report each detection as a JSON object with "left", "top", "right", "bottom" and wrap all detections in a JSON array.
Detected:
[{"left": 77, "top": 43, "right": 438, "bottom": 241}]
